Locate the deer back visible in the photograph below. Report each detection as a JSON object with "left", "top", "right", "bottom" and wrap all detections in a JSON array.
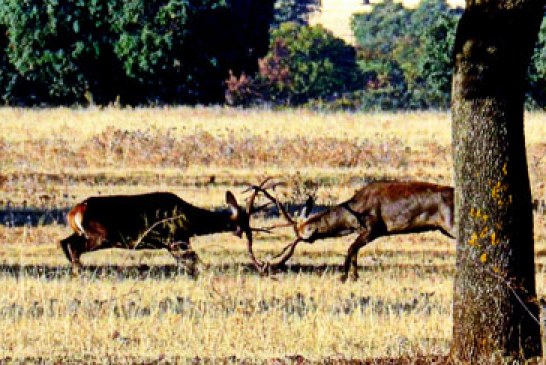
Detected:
[
  {"left": 348, "top": 181, "right": 454, "bottom": 235},
  {"left": 67, "top": 192, "right": 194, "bottom": 243}
]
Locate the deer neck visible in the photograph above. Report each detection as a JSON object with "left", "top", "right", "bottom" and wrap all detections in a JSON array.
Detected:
[
  {"left": 189, "top": 208, "right": 235, "bottom": 236},
  {"left": 303, "top": 205, "right": 360, "bottom": 240},
  {"left": 340, "top": 202, "right": 366, "bottom": 227}
]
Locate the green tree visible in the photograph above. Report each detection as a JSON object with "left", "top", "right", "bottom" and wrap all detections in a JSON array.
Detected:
[
  {"left": 272, "top": 0, "right": 319, "bottom": 27},
  {"left": 528, "top": 16, "right": 546, "bottom": 109},
  {"left": 257, "top": 22, "right": 362, "bottom": 105},
  {"left": 451, "top": 0, "right": 543, "bottom": 361},
  {"left": 352, "top": 0, "right": 462, "bottom": 110},
  {"left": 0, "top": 23, "right": 18, "bottom": 104},
  {"left": 0, "top": 0, "right": 274, "bottom": 105},
  {"left": 352, "top": 0, "right": 410, "bottom": 61},
  {"left": 112, "top": 0, "right": 225, "bottom": 104},
  {"left": 416, "top": 12, "right": 459, "bottom": 109},
  {"left": 0, "top": 0, "right": 122, "bottom": 104},
  {"left": 401, "top": 0, "right": 453, "bottom": 86},
  {"left": 359, "top": 60, "right": 409, "bottom": 111},
  {"left": 113, "top": 0, "right": 274, "bottom": 104},
  {"left": 352, "top": 0, "right": 416, "bottom": 110}
]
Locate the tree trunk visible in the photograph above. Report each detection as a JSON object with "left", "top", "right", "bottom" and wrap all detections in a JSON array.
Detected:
[{"left": 451, "top": 0, "right": 543, "bottom": 362}]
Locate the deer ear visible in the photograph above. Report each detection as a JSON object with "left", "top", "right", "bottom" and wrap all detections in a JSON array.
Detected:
[
  {"left": 302, "top": 196, "right": 314, "bottom": 218},
  {"left": 226, "top": 191, "right": 239, "bottom": 214}
]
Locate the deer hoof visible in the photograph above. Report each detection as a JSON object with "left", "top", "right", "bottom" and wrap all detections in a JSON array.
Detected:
[
  {"left": 185, "top": 264, "right": 199, "bottom": 280},
  {"left": 339, "top": 274, "right": 349, "bottom": 283},
  {"left": 70, "top": 264, "right": 82, "bottom": 277}
]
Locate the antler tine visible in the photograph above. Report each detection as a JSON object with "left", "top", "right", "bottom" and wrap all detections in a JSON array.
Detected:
[
  {"left": 245, "top": 177, "right": 275, "bottom": 214},
  {"left": 243, "top": 177, "right": 297, "bottom": 273},
  {"left": 251, "top": 185, "right": 295, "bottom": 225},
  {"left": 243, "top": 177, "right": 282, "bottom": 272},
  {"left": 249, "top": 186, "right": 301, "bottom": 271},
  {"left": 250, "top": 227, "right": 274, "bottom": 234},
  {"left": 265, "top": 237, "right": 302, "bottom": 270}
]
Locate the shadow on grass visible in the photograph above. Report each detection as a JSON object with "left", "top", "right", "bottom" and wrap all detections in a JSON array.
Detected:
[{"left": 0, "top": 261, "right": 455, "bottom": 280}]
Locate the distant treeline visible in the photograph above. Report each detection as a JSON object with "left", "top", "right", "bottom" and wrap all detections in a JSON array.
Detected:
[
  {"left": 1, "top": 0, "right": 546, "bottom": 110},
  {"left": 351, "top": 0, "right": 546, "bottom": 110}
]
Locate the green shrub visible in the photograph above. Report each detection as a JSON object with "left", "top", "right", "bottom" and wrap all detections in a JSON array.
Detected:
[
  {"left": 416, "top": 12, "right": 458, "bottom": 109},
  {"left": 359, "top": 60, "right": 409, "bottom": 111},
  {"left": 258, "top": 22, "right": 362, "bottom": 106},
  {"left": 528, "top": 19, "right": 546, "bottom": 109}
]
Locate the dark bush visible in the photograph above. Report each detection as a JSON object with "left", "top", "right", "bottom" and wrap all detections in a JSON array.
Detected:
[
  {"left": 0, "top": 0, "right": 125, "bottom": 105},
  {"left": 0, "top": 0, "right": 274, "bottom": 106},
  {"left": 359, "top": 60, "right": 409, "bottom": 111}
]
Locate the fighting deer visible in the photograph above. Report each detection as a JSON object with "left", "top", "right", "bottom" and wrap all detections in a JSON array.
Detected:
[
  {"left": 253, "top": 180, "right": 454, "bottom": 282},
  {"left": 60, "top": 180, "right": 271, "bottom": 276}
]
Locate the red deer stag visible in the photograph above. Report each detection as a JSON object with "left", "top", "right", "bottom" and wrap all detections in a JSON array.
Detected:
[
  {"left": 252, "top": 181, "right": 454, "bottom": 282},
  {"left": 60, "top": 181, "right": 271, "bottom": 276}
]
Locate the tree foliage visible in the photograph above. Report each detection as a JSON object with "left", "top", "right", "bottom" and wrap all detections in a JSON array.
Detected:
[
  {"left": 111, "top": 0, "right": 229, "bottom": 104},
  {"left": 226, "top": 22, "right": 362, "bottom": 107},
  {"left": 352, "top": 0, "right": 462, "bottom": 110},
  {"left": 2, "top": 0, "right": 546, "bottom": 109},
  {"left": 0, "top": 0, "right": 274, "bottom": 105},
  {"left": 0, "top": 0, "right": 119, "bottom": 104},
  {"left": 272, "top": 0, "right": 319, "bottom": 27},
  {"left": 263, "top": 22, "right": 362, "bottom": 105},
  {"left": 417, "top": 11, "right": 458, "bottom": 109},
  {"left": 528, "top": 20, "right": 546, "bottom": 109}
]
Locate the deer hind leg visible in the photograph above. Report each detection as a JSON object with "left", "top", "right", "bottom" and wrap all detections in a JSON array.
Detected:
[
  {"left": 60, "top": 234, "right": 77, "bottom": 262},
  {"left": 439, "top": 199, "right": 455, "bottom": 239},
  {"left": 60, "top": 233, "right": 86, "bottom": 275}
]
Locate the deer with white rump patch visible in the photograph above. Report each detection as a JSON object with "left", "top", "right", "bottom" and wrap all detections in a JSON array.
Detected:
[{"left": 60, "top": 180, "right": 272, "bottom": 276}]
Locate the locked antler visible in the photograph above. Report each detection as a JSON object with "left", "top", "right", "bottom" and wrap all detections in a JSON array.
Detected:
[
  {"left": 243, "top": 178, "right": 286, "bottom": 270},
  {"left": 245, "top": 182, "right": 303, "bottom": 271}
]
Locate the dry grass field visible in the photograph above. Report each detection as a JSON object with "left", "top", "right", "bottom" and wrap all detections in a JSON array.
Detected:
[{"left": 1, "top": 107, "right": 546, "bottom": 363}]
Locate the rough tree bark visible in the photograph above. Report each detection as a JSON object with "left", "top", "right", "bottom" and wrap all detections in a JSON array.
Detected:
[{"left": 451, "top": 0, "right": 544, "bottom": 362}]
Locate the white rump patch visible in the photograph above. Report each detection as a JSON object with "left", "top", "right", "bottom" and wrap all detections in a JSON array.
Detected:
[{"left": 74, "top": 211, "right": 86, "bottom": 236}]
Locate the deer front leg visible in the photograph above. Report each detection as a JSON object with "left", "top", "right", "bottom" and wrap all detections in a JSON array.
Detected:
[
  {"left": 341, "top": 231, "right": 375, "bottom": 283},
  {"left": 168, "top": 242, "right": 203, "bottom": 278}
]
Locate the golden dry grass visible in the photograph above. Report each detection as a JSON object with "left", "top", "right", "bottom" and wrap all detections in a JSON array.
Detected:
[{"left": 1, "top": 107, "right": 546, "bottom": 362}]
